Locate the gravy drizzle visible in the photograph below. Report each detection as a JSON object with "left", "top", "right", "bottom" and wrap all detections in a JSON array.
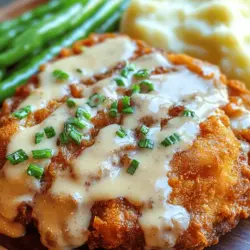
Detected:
[{"left": 0, "top": 36, "right": 231, "bottom": 249}]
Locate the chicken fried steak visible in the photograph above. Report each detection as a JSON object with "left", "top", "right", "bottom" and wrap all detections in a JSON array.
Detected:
[{"left": 0, "top": 34, "right": 250, "bottom": 250}]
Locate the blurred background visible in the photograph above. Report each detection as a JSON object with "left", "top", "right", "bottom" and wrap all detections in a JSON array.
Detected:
[
  {"left": 0, "top": 0, "right": 47, "bottom": 21},
  {"left": 0, "top": 0, "right": 15, "bottom": 7}
]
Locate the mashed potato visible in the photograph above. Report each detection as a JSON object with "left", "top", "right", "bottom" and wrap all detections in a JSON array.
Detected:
[{"left": 121, "top": 0, "right": 250, "bottom": 86}]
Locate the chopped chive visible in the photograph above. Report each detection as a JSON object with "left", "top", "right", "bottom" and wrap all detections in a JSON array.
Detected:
[
  {"left": 116, "top": 127, "right": 127, "bottom": 138},
  {"left": 64, "top": 123, "right": 74, "bottom": 134},
  {"left": 111, "top": 101, "right": 118, "bottom": 109},
  {"left": 127, "top": 64, "right": 136, "bottom": 71},
  {"left": 161, "top": 133, "right": 181, "bottom": 147},
  {"left": 13, "top": 105, "right": 31, "bottom": 119},
  {"left": 32, "top": 149, "right": 53, "bottom": 159},
  {"left": 109, "top": 101, "right": 118, "bottom": 118},
  {"left": 121, "top": 69, "right": 129, "bottom": 78},
  {"left": 52, "top": 69, "right": 69, "bottom": 81},
  {"left": 127, "top": 159, "right": 139, "bottom": 175},
  {"left": 122, "top": 107, "right": 134, "bottom": 114},
  {"left": 27, "top": 163, "right": 44, "bottom": 179},
  {"left": 76, "top": 107, "right": 91, "bottom": 120},
  {"left": 7, "top": 149, "right": 28, "bottom": 165},
  {"left": 44, "top": 126, "right": 56, "bottom": 138},
  {"left": 114, "top": 77, "right": 125, "bottom": 87},
  {"left": 131, "top": 84, "right": 140, "bottom": 95},
  {"left": 121, "top": 96, "right": 131, "bottom": 108},
  {"left": 138, "top": 139, "right": 154, "bottom": 149},
  {"left": 140, "top": 80, "right": 154, "bottom": 93},
  {"left": 182, "top": 109, "right": 195, "bottom": 118},
  {"left": 121, "top": 63, "right": 136, "bottom": 78},
  {"left": 35, "top": 132, "right": 44, "bottom": 144},
  {"left": 109, "top": 108, "right": 118, "bottom": 118},
  {"left": 87, "top": 93, "right": 106, "bottom": 108},
  {"left": 66, "top": 117, "right": 86, "bottom": 129},
  {"left": 66, "top": 98, "right": 76, "bottom": 108},
  {"left": 69, "top": 129, "right": 83, "bottom": 145},
  {"left": 140, "top": 125, "right": 149, "bottom": 135},
  {"left": 83, "top": 112, "right": 91, "bottom": 120},
  {"left": 134, "top": 69, "right": 150, "bottom": 78},
  {"left": 60, "top": 132, "right": 69, "bottom": 144},
  {"left": 76, "top": 68, "right": 83, "bottom": 74}
]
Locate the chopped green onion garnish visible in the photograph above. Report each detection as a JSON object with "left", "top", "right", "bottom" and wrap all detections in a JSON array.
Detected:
[
  {"left": 83, "top": 112, "right": 91, "bottom": 120},
  {"left": 60, "top": 132, "right": 69, "bottom": 144},
  {"left": 76, "top": 107, "right": 91, "bottom": 120},
  {"left": 121, "top": 63, "right": 136, "bottom": 78},
  {"left": 109, "top": 108, "right": 118, "bottom": 118},
  {"left": 127, "top": 159, "right": 139, "bottom": 175},
  {"left": 35, "top": 132, "right": 44, "bottom": 144},
  {"left": 116, "top": 127, "right": 127, "bottom": 138},
  {"left": 32, "top": 149, "right": 53, "bottom": 159},
  {"left": 138, "top": 139, "right": 154, "bottom": 149},
  {"left": 121, "top": 96, "right": 131, "bottom": 108},
  {"left": 87, "top": 93, "right": 106, "bottom": 108},
  {"left": 140, "top": 80, "right": 154, "bottom": 93},
  {"left": 27, "top": 163, "right": 44, "bottom": 179},
  {"left": 134, "top": 69, "right": 150, "bottom": 78},
  {"left": 44, "top": 126, "right": 56, "bottom": 138},
  {"left": 122, "top": 107, "right": 134, "bottom": 114},
  {"left": 131, "top": 84, "right": 141, "bottom": 95},
  {"left": 114, "top": 77, "right": 125, "bottom": 87},
  {"left": 69, "top": 129, "right": 83, "bottom": 145},
  {"left": 111, "top": 101, "right": 118, "bottom": 109},
  {"left": 64, "top": 123, "right": 74, "bottom": 134},
  {"left": 161, "top": 133, "right": 181, "bottom": 147},
  {"left": 140, "top": 125, "right": 149, "bottom": 135},
  {"left": 66, "top": 117, "right": 86, "bottom": 129},
  {"left": 13, "top": 105, "right": 31, "bottom": 119},
  {"left": 52, "top": 69, "right": 69, "bottom": 81},
  {"left": 182, "top": 109, "right": 195, "bottom": 118},
  {"left": 76, "top": 68, "right": 83, "bottom": 74},
  {"left": 66, "top": 98, "right": 76, "bottom": 108},
  {"left": 7, "top": 149, "right": 28, "bottom": 165},
  {"left": 109, "top": 101, "right": 118, "bottom": 118}
]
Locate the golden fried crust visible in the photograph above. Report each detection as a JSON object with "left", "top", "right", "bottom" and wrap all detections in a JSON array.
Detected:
[
  {"left": 88, "top": 198, "right": 144, "bottom": 250},
  {"left": 169, "top": 113, "right": 250, "bottom": 249},
  {"left": 0, "top": 118, "right": 19, "bottom": 169}
]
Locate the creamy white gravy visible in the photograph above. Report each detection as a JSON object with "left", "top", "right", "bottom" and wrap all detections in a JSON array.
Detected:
[
  {"left": 0, "top": 37, "right": 230, "bottom": 250},
  {"left": 231, "top": 106, "right": 250, "bottom": 130},
  {"left": 19, "top": 37, "right": 137, "bottom": 110}
]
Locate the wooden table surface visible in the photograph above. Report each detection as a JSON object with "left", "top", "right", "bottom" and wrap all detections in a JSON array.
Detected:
[
  {"left": 0, "top": 1, "right": 250, "bottom": 250},
  {"left": 0, "top": 0, "right": 47, "bottom": 22}
]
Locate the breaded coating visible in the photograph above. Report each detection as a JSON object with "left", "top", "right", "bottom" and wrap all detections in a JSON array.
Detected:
[
  {"left": 170, "top": 113, "right": 250, "bottom": 249},
  {"left": 88, "top": 198, "right": 144, "bottom": 250},
  {"left": 0, "top": 119, "right": 19, "bottom": 169}
]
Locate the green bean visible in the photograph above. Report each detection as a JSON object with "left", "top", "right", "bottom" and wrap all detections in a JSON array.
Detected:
[
  {"left": 0, "top": 0, "right": 83, "bottom": 50},
  {"left": 0, "top": 3, "right": 84, "bottom": 67},
  {"left": 96, "top": 0, "right": 130, "bottom": 33},
  {"left": 0, "top": 0, "right": 126, "bottom": 103},
  {"left": 0, "top": 26, "right": 23, "bottom": 50},
  {"left": 0, "top": 0, "right": 77, "bottom": 34},
  {"left": 0, "top": 14, "right": 53, "bottom": 51},
  {"left": 0, "top": 0, "right": 109, "bottom": 67},
  {"left": 12, "top": 0, "right": 127, "bottom": 73},
  {"left": 0, "top": 68, "right": 5, "bottom": 81}
]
